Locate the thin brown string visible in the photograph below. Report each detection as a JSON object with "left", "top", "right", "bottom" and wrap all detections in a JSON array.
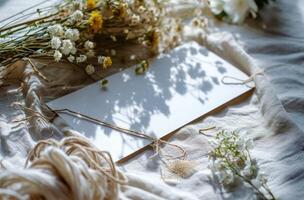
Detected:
[
  {"left": 11, "top": 102, "right": 187, "bottom": 164},
  {"left": 53, "top": 108, "right": 186, "bottom": 160},
  {"left": 53, "top": 108, "right": 154, "bottom": 141}
]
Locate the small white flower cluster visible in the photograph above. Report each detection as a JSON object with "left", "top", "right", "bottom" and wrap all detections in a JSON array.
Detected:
[
  {"left": 70, "top": 10, "right": 84, "bottom": 23},
  {"left": 48, "top": 24, "right": 79, "bottom": 62},
  {"left": 208, "top": 0, "right": 258, "bottom": 24},
  {"left": 46, "top": 1, "right": 97, "bottom": 66},
  {"left": 76, "top": 54, "right": 87, "bottom": 63},
  {"left": 47, "top": 24, "right": 64, "bottom": 37},
  {"left": 130, "top": 14, "right": 141, "bottom": 26},
  {"left": 48, "top": 21, "right": 96, "bottom": 66},
  {"left": 207, "top": 130, "right": 275, "bottom": 199},
  {"left": 65, "top": 29, "right": 80, "bottom": 41},
  {"left": 84, "top": 40, "right": 95, "bottom": 58},
  {"left": 85, "top": 64, "right": 95, "bottom": 75}
]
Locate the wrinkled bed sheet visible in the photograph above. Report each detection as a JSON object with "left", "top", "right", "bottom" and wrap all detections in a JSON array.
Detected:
[{"left": 1, "top": 0, "right": 304, "bottom": 199}]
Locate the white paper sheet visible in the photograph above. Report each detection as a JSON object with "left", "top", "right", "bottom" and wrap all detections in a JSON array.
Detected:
[{"left": 47, "top": 42, "right": 252, "bottom": 161}]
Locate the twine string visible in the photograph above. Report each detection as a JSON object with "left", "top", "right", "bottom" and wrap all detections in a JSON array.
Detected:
[
  {"left": 11, "top": 103, "right": 186, "bottom": 161},
  {"left": 221, "top": 69, "right": 264, "bottom": 87},
  {"left": 52, "top": 108, "right": 187, "bottom": 161}
]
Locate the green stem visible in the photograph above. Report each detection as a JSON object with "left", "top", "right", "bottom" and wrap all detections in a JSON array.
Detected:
[{"left": 224, "top": 158, "right": 275, "bottom": 200}]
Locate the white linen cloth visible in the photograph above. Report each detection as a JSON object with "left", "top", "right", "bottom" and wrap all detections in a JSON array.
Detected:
[{"left": 0, "top": 0, "right": 304, "bottom": 199}]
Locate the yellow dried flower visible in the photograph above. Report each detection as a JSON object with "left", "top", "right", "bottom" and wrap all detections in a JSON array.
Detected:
[
  {"left": 103, "top": 56, "right": 112, "bottom": 69},
  {"left": 88, "top": 11, "right": 103, "bottom": 33},
  {"left": 98, "top": 56, "right": 112, "bottom": 69},
  {"left": 86, "top": 0, "right": 96, "bottom": 9}
]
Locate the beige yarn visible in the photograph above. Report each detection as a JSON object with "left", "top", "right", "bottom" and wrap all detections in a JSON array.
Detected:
[{"left": 0, "top": 136, "right": 127, "bottom": 200}]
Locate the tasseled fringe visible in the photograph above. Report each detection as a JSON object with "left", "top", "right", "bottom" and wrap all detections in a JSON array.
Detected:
[
  {"left": 166, "top": 159, "right": 198, "bottom": 178},
  {"left": 0, "top": 136, "right": 127, "bottom": 200}
]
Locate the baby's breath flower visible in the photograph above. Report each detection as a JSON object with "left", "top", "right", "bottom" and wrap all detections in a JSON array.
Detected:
[
  {"left": 84, "top": 40, "right": 94, "bottom": 49},
  {"left": 71, "top": 10, "right": 83, "bottom": 22},
  {"left": 76, "top": 54, "right": 87, "bottom": 63},
  {"left": 71, "top": 46, "right": 77, "bottom": 54},
  {"left": 51, "top": 36, "right": 61, "bottom": 49},
  {"left": 97, "top": 56, "right": 103, "bottom": 64},
  {"left": 47, "top": 24, "right": 64, "bottom": 37},
  {"left": 88, "top": 11, "right": 103, "bottom": 33},
  {"left": 85, "top": 64, "right": 95, "bottom": 75},
  {"left": 0, "top": 0, "right": 169, "bottom": 75},
  {"left": 65, "top": 29, "right": 80, "bottom": 41},
  {"left": 61, "top": 39, "right": 74, "bottom": 55},
  {"left": 131, "top": 14, "right": 140, "bottom": 26},
  {"left": 207, "top": 130, "right": 275, "bottom": 199},
  {"left": 67, "top": 55, "right": 75, "bottom": 62},
  {"left": 53, "top": 50, "right": 62, "bottom": 62}
]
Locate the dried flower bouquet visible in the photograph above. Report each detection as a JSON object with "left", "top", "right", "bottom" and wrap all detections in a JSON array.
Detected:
[{"left": 0, "top": 0, "right": 181, "bottom": 78}]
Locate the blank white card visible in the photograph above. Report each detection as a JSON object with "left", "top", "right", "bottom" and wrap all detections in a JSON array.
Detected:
[{"left": 47, "top": 42, "right": 252, "bottom": 162}]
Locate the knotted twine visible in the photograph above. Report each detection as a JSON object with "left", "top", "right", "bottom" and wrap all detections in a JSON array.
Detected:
[
  {"left": 52, "top": 108, "right": 197, "bottom": 180},
  {"left": 0, "top": 136, "right": 127, "bottom": 200},
  {"left": 9, "top": 102, "right": 196, "bottom": 182},
  {"left": 52, "top": 108, "right": 187, "bottom": 160}
]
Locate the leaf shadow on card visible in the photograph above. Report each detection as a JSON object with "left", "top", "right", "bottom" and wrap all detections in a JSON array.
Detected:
[{"left": 49, "top": 42, "right": 233, "bottom": 161}]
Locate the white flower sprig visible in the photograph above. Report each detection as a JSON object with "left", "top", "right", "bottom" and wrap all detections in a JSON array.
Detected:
[
  {"left": 208, "top": 0, "right": 274, "bottom": 24},
  {"left": 207, "top": 130, "right": 276, "bottom": 200}
]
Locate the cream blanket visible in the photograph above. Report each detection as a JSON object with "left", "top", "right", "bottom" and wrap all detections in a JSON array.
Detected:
[{"left": 1, "top": 0, "right": 304, "bottom": 199}]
